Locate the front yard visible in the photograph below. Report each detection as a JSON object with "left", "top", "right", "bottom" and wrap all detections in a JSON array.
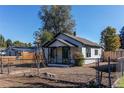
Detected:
[{"left": 0, "top": 62, "right": 118, "bottom": 88}]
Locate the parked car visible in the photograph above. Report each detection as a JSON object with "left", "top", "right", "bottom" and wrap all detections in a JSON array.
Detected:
[{"left": 0, "top": 51, "right": 6, "bottom": 56}]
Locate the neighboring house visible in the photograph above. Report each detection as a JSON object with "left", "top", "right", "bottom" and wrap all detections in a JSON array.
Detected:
[
  {"left": 42, "top": 33, "right": 102, "bottom": 65},
  {"left": 5, "top": 47, "right": 36, "bottom": 57}
]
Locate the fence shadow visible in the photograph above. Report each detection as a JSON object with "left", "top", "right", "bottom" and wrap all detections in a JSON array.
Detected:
[
  {"left": 90, "top": 63, "right": 117, "bottom": 73},
  {"left": 12, "top": 63, "right": 45, "bottom": 68}
]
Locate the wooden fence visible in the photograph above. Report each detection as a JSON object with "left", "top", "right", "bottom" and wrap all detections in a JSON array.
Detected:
[
  {"left": 103, "top": 51, "right": 124, "bottom": 61},
  {"left": 0, "top": 56, "right": 17, "bottom": 64},
  {"left": 0, "top": 52, "right": 35, "bottom": 64},
  {"left": 20, "top": 52, "right": 35, "bottom": 60},
  {"left": 0, "top": 51, "right": 44, "bottom": 64}
]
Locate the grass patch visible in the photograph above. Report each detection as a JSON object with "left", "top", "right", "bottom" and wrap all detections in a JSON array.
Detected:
[{"left": 117, "top": 76, "right": 124, "bottom": 88}]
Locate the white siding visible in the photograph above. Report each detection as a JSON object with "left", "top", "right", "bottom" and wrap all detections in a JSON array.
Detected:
[
  {"left": 82, "top": 47, "right": 86, "bottom": 58},
  {"left": 82, "top": 47, "right": 102, "bottom": 64},
  {"left": 91, "top": 48, "right": 102, "bottom": 58},
  {"left": 84, "top": 59, "right": 98, "bottom": 64}
]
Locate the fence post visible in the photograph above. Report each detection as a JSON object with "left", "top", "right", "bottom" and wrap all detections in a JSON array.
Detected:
[
  {"left": 38, "top": 61, "right": 40, "bottom": 76},
  {"left": 121, "top": 61, "right": 124, "bottom": 76},
  {"left": 96, "top": 58, "right": 100, "bottom": 87},
  {"left": 108, "top": 57, "right": 111, "bottom": 88},
  {"left": 100, "top": 72, "right": 103, "bottom": 85},
  {"left": 7, "top": 58, "right": 10, "bottom": 75},
  {"left": 0, "top": 59, "right": 3, "bottom": 74}
]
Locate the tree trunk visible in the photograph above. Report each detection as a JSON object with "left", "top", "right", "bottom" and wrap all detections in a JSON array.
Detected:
[{"left": 42, "top": 47, "right": 47, "bottom": 67}]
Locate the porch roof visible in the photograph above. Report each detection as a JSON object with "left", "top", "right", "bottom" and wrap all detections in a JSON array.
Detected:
[{"left": 43, "top": 38, "right": 77, "bottom": 47}]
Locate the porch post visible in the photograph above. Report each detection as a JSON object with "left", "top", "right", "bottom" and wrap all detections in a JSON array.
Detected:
[
  {"left": 56, "top": 47, "right": 57, "bottom": 64},
  {"left": 69, "top": 47, "right": 71, "bottom": 64},
  {"left": 48, "top": 48, "right": 49, "bottom": 64},
  {"left": 62, "top": 47, "right": 63, "bottom": 64}
]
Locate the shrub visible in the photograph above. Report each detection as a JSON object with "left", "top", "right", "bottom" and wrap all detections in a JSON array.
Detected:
[
  {"left": 73, "top": 52, "right": 84, "bottom": 66},
  {"left": 87, "top": 81, "right": 97, "bottom": 88}
]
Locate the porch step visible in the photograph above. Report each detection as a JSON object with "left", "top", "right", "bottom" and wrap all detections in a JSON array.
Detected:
[{"left": 47, "top": 64, "right": 72, "bottom": 67}]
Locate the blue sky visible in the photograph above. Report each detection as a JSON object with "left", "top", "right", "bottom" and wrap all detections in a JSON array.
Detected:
[{"left": 0, "top": 5, "right": 124, "bottom": 44}]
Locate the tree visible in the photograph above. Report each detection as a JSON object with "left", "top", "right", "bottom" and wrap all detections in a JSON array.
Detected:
[
  {"left": 6, "top": 39, "right": 12, "bottom": 48},
  {"left": 0, "top": 34, "right": 6, "bottom": 47},
  {"left": 13, "top": 40, "right": 32, "bottom": 47},
  {"left": 28, "top": 43, "right": 32, "bottom": 47},
  {"left": 34, "top": 30, "right": 53, "bottom": 45},
  {"left": 13, "top": 41, "right": 24, "bottom": 47},
  {"left": 34, "top": 5, "right": 75, "bottom": 45},
  {"left": 120, "top": 26, "right": 124, "bottom": 48},
  {"left": 39, "top": 5, "right": 75, "bottom": 35},
  {"left": 100, "top": 26, "right": 121, "bottom": 51},
  {"left": 13, "top": 41, "right": 21, "bottom": 47}
]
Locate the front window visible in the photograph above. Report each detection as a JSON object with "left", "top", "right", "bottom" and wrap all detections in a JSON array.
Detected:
[
  {"left": 86, "top": 47, "right": 91, "bottom": 57},
  {"left": 95, "top": 50, "right": 98, "bottom": 55}
]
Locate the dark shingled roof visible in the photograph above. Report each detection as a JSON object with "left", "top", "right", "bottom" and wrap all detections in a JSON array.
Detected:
[
  {"left": 42, "top": 38, "right": 77, "bottom": 47},
  {"left": 63, "top": 33, "right": 100, "bottom": 47},
  {"left": 42, "top": 32, "right": 101, "bottom": 48}
]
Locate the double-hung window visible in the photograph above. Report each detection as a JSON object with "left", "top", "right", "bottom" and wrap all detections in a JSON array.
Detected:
[
  {"left": 95, "top": 49, "right": 98, "bottom": 55},
  {"left": 86, "top": 47, "right": 91, "bottom": 57}
]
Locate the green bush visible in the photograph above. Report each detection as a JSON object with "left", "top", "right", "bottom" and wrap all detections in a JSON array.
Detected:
[{"left": 73, "top": 52, "right": 84, "bottom": 66}]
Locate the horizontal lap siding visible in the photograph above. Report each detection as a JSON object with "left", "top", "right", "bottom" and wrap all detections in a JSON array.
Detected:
[{"left": 82, "top": 47, "right": 102, "bottom": 64}]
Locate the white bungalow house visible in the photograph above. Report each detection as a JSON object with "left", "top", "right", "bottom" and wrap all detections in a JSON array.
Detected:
[{"left": 42, "top": 32, "right": 102, "bottom": 65}]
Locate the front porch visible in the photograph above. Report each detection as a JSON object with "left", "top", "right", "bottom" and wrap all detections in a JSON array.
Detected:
[
  {"left": 47, "top": 47, "right": 73, "bottom": 65},
  {"left": 43, "top": 38, "right": 82, "bottom": 65}
]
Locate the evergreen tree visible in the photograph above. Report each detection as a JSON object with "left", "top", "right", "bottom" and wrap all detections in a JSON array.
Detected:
[{"left": 0, "top": 34, "right": 6, "bottom": 47}]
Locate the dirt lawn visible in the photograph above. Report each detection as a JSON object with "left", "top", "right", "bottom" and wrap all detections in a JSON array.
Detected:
[{"left": 0, "top": 62, "right": 118, "bottom": 88}]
